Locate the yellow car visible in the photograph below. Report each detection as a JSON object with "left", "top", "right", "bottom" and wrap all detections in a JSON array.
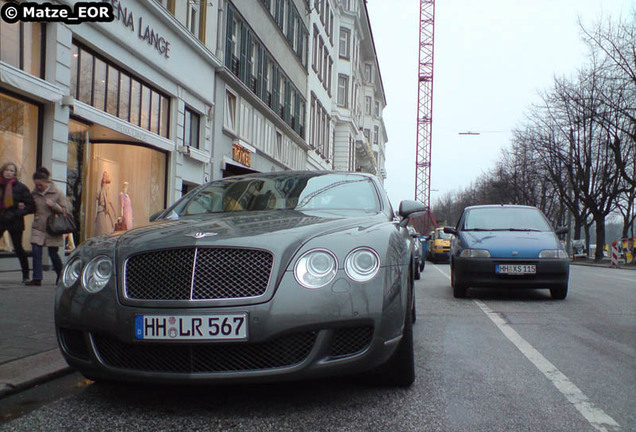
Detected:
[{"left": 426, "top": 227, "right": 451, "bottom": 262}]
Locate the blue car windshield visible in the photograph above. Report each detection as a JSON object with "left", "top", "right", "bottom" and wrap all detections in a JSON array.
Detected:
[
  {"left": 463, "top": 207, "right": 552, "bottom": 232},
  {"left": 169, "top": 173, "right": 381, "bottom": 216}
]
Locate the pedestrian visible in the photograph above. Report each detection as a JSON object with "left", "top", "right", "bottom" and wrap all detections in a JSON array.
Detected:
[
  {"left": 26, "top": 167, "right": 66, "bottom": 286},
  {"left": 0, "top": 162, "right": 35, "bottom": 283}
]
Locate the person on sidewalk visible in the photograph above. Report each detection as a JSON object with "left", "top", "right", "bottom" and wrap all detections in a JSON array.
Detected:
[
  {"left": 0, "top": 162, "right": 35, "bottom": 283},
  {"left": 26, "top": 167, "right": 66, "bottom": 286}
]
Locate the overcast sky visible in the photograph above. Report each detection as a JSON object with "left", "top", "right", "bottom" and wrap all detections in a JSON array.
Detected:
[{"left": 366, "top": 0, "right": 634, "bottom": 208}]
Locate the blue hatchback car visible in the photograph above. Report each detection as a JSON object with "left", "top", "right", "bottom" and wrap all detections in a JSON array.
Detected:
[{"left": 444, "top": 205, "right": 570, "bottom": 299}]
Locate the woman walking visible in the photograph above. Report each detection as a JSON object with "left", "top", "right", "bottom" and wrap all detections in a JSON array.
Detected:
[
  {"left": 0, "top": 162, "right": 35, "bottom": 283},
  {"left": 26, "top": 167, "right": 66, "bottom": 286}
]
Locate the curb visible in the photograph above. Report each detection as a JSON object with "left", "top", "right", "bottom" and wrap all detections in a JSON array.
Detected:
[{"left": 0, "top": 349, "right": 72, "bottom": 399}]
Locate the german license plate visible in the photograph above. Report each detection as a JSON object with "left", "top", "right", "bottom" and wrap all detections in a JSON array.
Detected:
[
  {"left": 134, "top": 314, "right": 248, "bottom": 340},
  {"left": 496, "top": 264, "right": 536, "bottom": 275}
]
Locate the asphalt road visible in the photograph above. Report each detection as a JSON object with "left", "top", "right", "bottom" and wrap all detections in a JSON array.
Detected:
[{"left": 1, "top": 264, "right": 634, "bottom": 432}]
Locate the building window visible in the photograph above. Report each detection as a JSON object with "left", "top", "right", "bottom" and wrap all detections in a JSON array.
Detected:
[
  {"left": 373, "top": 125, "right": 379, "bottom": 145},
  {"left": 365, "top": 96, "right": 372, "bottom": 115},
  {"left": 0, "top": 19, "right": 43, "bottom": 77},
  {"left": 224, "top": 90, "right": 237, "bottom": 133},
  {"left": 339, "top": 27, "right": 350, "bottom": 59},
  {"left": 364, "top": 64, "right": 372, "bottom": 82},
  {"left": 374, "top": 101, "right": 380, "bottom": 116},
  {"left": 184, "top": 107, "right": 200, "bottom": 149},
  {"left": 337, "top": 74, "right": 349, "bottom": 107},
  {"left": 71, "top": 42, "right": 170, "bottom": 138},
  {"left": 187, "top": 1, "right": 200, "bottom": 36}
]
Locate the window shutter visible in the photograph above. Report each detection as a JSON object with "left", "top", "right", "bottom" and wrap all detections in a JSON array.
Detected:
[
  {"left": 225, "top": 6, "right": 234, "bottom": 69},
  {"left": 272, "top": 67, "right": 280, "bottom": 114},
  {"left": 239, "top": 24, "right": 248, "bottom": 83}
]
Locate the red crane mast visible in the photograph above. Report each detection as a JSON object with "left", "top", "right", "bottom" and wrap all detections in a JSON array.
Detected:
[{"left": 414, "top": 0, "right": 438, "bottom": 233}]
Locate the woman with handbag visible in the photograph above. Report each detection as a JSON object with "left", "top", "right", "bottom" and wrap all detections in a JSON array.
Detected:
[
  {"left": 0, "top": 162, "right": 35, "bottom": 283},
  {"left": 26, "top": 167, "right": 66, "bottom": 286}
]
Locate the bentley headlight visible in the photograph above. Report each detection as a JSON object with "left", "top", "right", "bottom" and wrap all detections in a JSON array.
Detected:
[
  {"left": 294, "top": 249, "right": 337, "bottom": 289},
  {"left": 62, "top": 256, "right": 82, "bottom": 288},
  {"left": 459, "top": 249, "right": 491, "bottom": 258},
  {"left": 82, "top": 255, "right": 113, "bottom": 293},
  {"left": 345, "top": 248, "right": 380, "bottom": 282},
  {"left": 539, "top": 249, "right": 569, "bottom": 259}
]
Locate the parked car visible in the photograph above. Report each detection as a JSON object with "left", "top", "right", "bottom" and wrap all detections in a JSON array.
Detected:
[
  {"left": 444, "top": 204, "right": 570, "bottom": 299},
  {"left": 408, "top": 226, "right": 425, "bottom": 279},
  {"left": 55, "top": 171, "right": 426, "bottom": 387},
  {"left": 426, "top": 227, "right": 451, "bottom": 262}
]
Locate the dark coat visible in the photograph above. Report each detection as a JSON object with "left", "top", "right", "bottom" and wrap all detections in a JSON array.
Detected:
[{"left": 0, "top": 180, "right": 35, "bottom": 232}]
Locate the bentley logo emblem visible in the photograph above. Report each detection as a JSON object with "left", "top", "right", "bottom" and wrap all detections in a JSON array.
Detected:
[{"left": 187, "top": 232, "right": 218, "bottom": 239}]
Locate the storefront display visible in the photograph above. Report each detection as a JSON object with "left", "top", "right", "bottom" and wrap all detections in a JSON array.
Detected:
[
  {"left": 66, "top": 120, "right": 167, "bottom": 242},
  {"left": 0, "top": 91, "right": 39, "bottom": 251}
]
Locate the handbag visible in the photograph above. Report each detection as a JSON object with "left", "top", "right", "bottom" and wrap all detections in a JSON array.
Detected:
[{"left": 46, "top": 212, "right": 77, "bottom": 235}]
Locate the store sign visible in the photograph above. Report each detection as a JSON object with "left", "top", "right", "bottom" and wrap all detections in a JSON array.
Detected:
[
  {"left": 106, "top": 0, "right": 171, "bottom": 59},
  {"left": 232, "top": 144, "right": 251, "bottom": 167}
]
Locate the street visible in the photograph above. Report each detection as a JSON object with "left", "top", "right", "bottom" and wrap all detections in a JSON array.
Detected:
[{"left": 1, "top": 264, "right": 634, "bottom": 432}]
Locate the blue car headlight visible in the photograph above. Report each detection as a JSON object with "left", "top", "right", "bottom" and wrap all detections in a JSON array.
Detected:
[
  {"left": 345, "top": 247, "right": 380, "bottom": 282},
  {"left": 459, "top": 249, "right": 491, "bottom": 258},
  {"left": 294, "top": 249, "right": 338, "bottom": 289},
  {"left": 82, "top": 255, "right": 114, "bottom": 293},
  {"left": 539, "top": 249, "right": 569, "bottom": 259}
]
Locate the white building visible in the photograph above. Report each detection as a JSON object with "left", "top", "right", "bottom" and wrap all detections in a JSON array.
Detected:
[{"left": 0, "top": 0, "right": 388, "bottom": 268}]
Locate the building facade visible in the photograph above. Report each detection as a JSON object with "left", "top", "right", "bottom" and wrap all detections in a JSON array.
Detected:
[{"left": 0, "top": 0, "right": 387, "bottom": 267}]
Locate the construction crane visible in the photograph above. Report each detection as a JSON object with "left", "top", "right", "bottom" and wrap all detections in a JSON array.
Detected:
[{"left": 412, "top": 0, "right": 438, "bottom": 235}]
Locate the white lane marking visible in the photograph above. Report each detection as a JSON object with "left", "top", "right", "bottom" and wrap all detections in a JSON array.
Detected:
[{"left": 431, "top": 264, "right": 622, "bottom": 432}]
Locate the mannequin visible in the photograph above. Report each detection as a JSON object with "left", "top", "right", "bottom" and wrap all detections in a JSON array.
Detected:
[
  {"left": 116, "top": 181, "right": 133, "bottom": 230},
  {"left": 95, "top": 171, "right": 116, "bottom": 235}
]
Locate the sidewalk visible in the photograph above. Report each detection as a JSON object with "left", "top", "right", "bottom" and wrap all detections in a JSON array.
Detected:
[{"left": 0, "top": 270, "right": 72, "bottom": 398}]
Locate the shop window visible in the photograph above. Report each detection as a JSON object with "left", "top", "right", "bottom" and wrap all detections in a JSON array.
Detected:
[
  {"left": 118, "top": 74, "right": 131, "bottom": 122},
  {"left": 84, "top": 143, "right": 167, "bottom": 240},
  {"left": 71, "top": 42, "right": 170, "bottom": 138},
  {"left": 130, "top": 79, "right": 141, "bottom": 126},
  {"left": 93, "top": 58, "right": 107, "bottom": 111},
  {"left": 106, "top": 65, "right": 119, "bottom": 117},
  {"left": 0, "top": 19, "right": 43, "bottom": 77},
  {"left": 159, "top": 96, "right": 170, "bottom": 137},
  {"left": 140, "top": 86, "right": 151, "bottom": 130},
  {"left": 0, "top": 91, "right": 39, "bottom": 251},
  {"left": 184, "top": 107, "right": 200, "bottom": 149},
  {"left": 150, "top": 91, "right": 160, "bottom": 134},
  {"left": 78, "top": 50, "right": 94, "bottom": 105}
]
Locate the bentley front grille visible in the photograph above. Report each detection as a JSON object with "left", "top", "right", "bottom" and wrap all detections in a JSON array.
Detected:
[
  {"left": 92, "top": 332, "right": 317, "bottom": 373},
  {"left": 125, "top": 247, "right": 274, "bottom": 301}
]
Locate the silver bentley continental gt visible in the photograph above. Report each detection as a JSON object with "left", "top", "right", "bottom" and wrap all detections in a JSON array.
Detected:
[{"left": 55, "top": 171, "right": 426, "bottom": 387}]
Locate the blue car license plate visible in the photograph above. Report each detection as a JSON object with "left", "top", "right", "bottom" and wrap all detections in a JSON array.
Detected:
[{"left": 496, "top": 264, "right": 536, "bottom": 275}]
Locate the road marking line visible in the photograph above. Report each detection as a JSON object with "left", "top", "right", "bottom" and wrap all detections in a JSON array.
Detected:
[{"left": 431, "top": 264, "right": 622, "bottom": 432}]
